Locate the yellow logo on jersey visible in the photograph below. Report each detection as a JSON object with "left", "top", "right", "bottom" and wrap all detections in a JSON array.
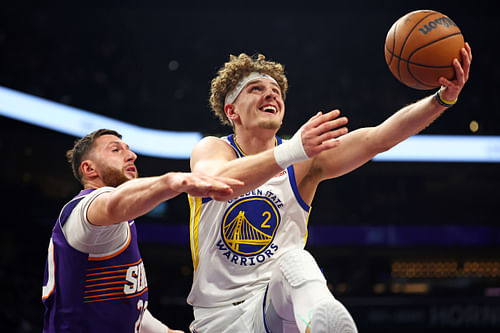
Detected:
[{"left": 221, "top": 197, "right": 280, "bottom": 256}]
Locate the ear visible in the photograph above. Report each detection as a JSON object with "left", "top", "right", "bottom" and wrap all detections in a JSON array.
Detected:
[
  {"left": 224, "top": 104, "right": 238, "bottom": 122},
  {"left": 81, "top": 160, "right": 98, "bottom": 179}
]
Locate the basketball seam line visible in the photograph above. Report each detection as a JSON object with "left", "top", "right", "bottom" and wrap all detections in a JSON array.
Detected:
[
  {"left": 405, "top": 32, "right": 462, "bottom": 64},
  {"left": 397, "top": 12, "right": 437, "bottom": 81},
  {"left": 406, "top": 32, "right": 462, "bottom": 88}
]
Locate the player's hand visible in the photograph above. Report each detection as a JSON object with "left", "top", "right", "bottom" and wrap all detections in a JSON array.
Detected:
[
  {"left": 300, "top": 110, "right": 348, "bottom": 158},
  {"left": 439, "top": 42, "right": 472, "bottom": 102},
  {"left": 171, "top": 172, "right": 243, "bottom": 201}
]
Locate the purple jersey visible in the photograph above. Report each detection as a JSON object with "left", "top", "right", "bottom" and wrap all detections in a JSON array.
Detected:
[{"left": 42, "top": 189, "right": 149, "bottom": 332}]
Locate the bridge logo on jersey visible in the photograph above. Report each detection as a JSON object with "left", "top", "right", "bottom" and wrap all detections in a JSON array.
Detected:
[{"left": 221, "top": 196, "right": 281, "bottom": 256}]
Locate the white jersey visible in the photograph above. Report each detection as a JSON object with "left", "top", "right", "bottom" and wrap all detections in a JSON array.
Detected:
[
  {"left": 62, "top": 186, "right": 130, "bottom": 257},
  {"left": 187, "top": 135, "right": 311, "bottom": 307}
]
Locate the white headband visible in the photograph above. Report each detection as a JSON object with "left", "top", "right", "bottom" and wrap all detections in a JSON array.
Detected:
[{"left": 224, "top": 72, "right": 279, "bottom": 106}]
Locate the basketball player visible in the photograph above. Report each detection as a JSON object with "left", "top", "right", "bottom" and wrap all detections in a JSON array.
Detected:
[
  {"left": 187, "top": 43, "right": 471, "bottom": 333},
  {"left": 42, "top": 128, "right": 242, "bottom": 333}
]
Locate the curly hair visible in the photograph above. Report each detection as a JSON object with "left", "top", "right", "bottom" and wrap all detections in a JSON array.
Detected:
[{"left": 209, "top": 53, "right": 288, "bottom": 126}]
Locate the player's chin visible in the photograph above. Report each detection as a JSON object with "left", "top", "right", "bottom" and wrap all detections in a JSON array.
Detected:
[
  {"left": 125, "top": 171, "right": 139, "bottom": 179},
  {"left": 259, "top": 119, "right": 281, "bottom": 131}
]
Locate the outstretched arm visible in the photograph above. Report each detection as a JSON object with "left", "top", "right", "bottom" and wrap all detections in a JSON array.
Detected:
[
  {"left": 309, "top": 43, "right": 472, "bottom": 181},
  {"left": 365, "top": 43, "right": 472, "bottom": 150},
  {"left": 87, "top": 172, "right": 243, "bottom": 226},
  {"left": 190, "top": 110, "right": 348, "bottom": 198}
]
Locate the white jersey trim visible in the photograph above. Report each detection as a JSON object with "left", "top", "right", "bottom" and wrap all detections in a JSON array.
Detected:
[{"left": 61, "top": 187, "right": 131, "bottom": 257}]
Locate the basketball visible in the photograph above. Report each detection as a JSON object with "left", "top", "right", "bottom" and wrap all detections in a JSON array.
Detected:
[{"left": 384, "top": 10, "right": 464, "bottom": 90}]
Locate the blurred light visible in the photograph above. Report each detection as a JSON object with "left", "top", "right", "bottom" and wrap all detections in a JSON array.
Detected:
[
  {"left": 391, "top": 282, "right": 402, "bottom": 293},
  {"left": 335, "top": 283, "right": 348, "bottom": 293},
  {"left": 391, "top": 281, "right": 430, "bottom": 294},
  {"left": 0, "top": 85, "right": 202, "bottom": 159},
  {"left": 373, "top": 283, "right": 386, "bottom": 294},
  {"left": 2, "top": 84, "right": 500, "bottom": 162},
  {"left": 168, "top": 60, "right": 179, "bottom": 71},
  {"left": 485, "top": 288, "right": 500, "bottom": 297},
  {"left": 469, "top": 120, "right": 479, "bottom": 133},
  {"left": 373, "top": 134, "right": 500, "bottom": 163},
  {"left": 392, "top": 260, "right": 500, "bottom": 279}
]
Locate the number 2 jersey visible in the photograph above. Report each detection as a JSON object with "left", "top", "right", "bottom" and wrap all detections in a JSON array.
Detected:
[
  {"left": 187, "top": 135, "right": 311, "bottom": 307},
  {"left": 42, "top": 188, "right": 149, "bottom": 333}
]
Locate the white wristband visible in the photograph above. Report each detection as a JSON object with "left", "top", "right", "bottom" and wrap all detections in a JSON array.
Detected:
[{"left": 274, "top": 129, "right": 309, "bottom": 169}]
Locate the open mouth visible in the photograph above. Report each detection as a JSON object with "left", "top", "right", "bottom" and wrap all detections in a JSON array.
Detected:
[
  {"left": 125, "top": 166, "right": 136, "bottom": 174},
  {"left": 259, "top": 104, "right": 277, "bottom": 114}
]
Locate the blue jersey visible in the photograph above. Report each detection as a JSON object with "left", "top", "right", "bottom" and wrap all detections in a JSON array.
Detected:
[{"left": 42, "top": 189, "right": 149, "bottom": 332}]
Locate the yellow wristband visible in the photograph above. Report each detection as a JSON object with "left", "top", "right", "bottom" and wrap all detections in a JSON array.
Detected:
[{"left": 435, "top": 90, "right": 457, "bottom": 107}]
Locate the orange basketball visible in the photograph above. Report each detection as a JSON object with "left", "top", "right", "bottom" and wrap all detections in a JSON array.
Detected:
[{"left": 384, "top": 10, "right": 464, "bottom": 90}]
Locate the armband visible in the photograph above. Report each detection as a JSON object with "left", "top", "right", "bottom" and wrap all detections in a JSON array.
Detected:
[
  {"left": 435, "top": 89, "right": 457, "bottom": 107},
  {"left": 273, "top": 129, "right": 309, "bottom": 169}
]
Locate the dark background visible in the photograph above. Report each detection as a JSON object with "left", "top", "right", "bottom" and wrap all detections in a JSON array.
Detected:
[{"left": 1, "top": 3, "right": 499, "bottom": 332}]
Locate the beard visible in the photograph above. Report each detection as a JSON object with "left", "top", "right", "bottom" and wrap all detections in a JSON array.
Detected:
[
  {"left": 258, "top": 118, "right": 282, "bottom": 130},
  {"left": 101, "top": 165, "right": 138, "bottom": 187}
]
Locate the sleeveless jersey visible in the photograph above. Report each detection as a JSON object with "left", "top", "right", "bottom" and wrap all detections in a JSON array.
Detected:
[
  {"left": 42, "top": 189, "right": 149, "bottom": 333},
  {"left": 187, "top": 135, "right": 311, "bottom": 307}
]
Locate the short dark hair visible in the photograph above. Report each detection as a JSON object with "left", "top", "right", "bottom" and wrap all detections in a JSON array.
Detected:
[{"left": 66, "top": 129, "right": 122, "bottom": 183}]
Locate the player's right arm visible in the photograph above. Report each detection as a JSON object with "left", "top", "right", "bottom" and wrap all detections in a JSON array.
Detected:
[
  {"left": 87, "top": 172, "right": 242, "bottom": 226},
  {"left": 190, "top": 136, "right": 281, "bottom": 199},
  {"left": 190, "top": 111, "right": 348, "bottom": 199}
]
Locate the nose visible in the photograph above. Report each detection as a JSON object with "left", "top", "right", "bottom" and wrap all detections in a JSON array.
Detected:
[
  {"left": 126, "top": 150, "right": 137, "bottom": 162},
  {"left": 264, "top": 87, "right": 278, "bottom": 100}
]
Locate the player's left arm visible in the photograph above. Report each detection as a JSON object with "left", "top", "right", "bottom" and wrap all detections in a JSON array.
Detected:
[
  {"left": 367, "top": 42, "right": 471, "bottom": 151},
  {"left": 308, "top": 43, "right": 471, "bottom": 181}
]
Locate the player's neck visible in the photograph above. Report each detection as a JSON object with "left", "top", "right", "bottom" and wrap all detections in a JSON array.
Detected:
[
  {"left": 83, "top": 178, "right": 105, "bottom": 190},
  {"left": 233, "top": 130, "right": 276, "bottom": 155}
]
